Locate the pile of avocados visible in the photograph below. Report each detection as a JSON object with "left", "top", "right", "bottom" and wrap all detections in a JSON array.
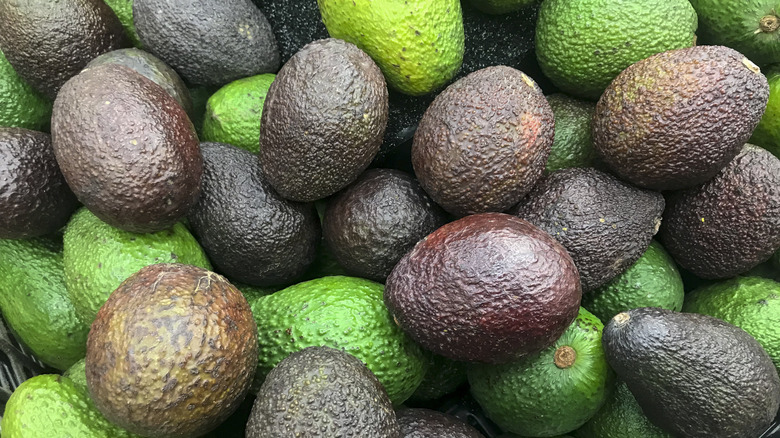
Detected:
[{"left": 2, "top": 0, "right": 780, "bottom": 437}]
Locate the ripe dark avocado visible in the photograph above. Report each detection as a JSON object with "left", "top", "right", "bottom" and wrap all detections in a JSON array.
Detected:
[
  {"left": 412, "top": 66, "right": 553, "bottom": 216},
  {"left": 397, "top": 408, "right": 486, "bottom": 438},
  {"left": 0, "top": 128, "right": 79, "bottom": 239},
  {"left": 51, "top": 63, "right": 202, "bottom": 233},
  {"left": 86, "top": 263, "right": 258, "bottom": 438},
  {"left": 259, "top": 38, "right": 389, "bottom": 202},
  {"left": 660, "top": 144, "right": 780, "bottom": 279},
  {"left": 511, "top": 167, "right": 665, "bottom": 292},
  {"left": 322, "top": 168, "right": 449, "bottom": 282},
  {"left": 593, "top": 45, "right": 769, "bottom": 191},
  {"left": 0, "top": 0, "right": 129, "bottom": 99},
  {"left": 187, "top": 142, "right": 320, "bottom": 287},
  {"left": 252, "top": 0, "right": 329, "bottom": 64},
  {"left": 602, "top": 307, "right": 780, "bottom": 438},
  {"left": 245, "top": 346, "right": 400, "bottom": 438},
  {"left": 133, "top": 0, "right": 280, "bottom": 86},
  {"left": 385, "top": 212, "right": 581, "bottom": 364}
]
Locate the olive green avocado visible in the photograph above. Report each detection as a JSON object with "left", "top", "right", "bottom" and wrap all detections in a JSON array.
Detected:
[
  {"left": 252, "top": 0, "right": 329, "bottom": 64},
  {"left": 593, "top": 45, "right": 769, "bottom": 191},
  {"left": 64, "top": 358, "right": 88, "bottom": 391},
  {"left": 0, "top": 0, "right": 129, "bottom": 99},
  {"left": 660, "top": 144, "right": 780, "bottom": 279},
  {"left": 545, "top": 93, "right": 598, "bottom": 172},
  {"left": 246, "top": 346, "right": 400, "bottom": 437},
  {"left": 412, "top": 66, "right": 553, "bottom": 216},
  {"left": 187, "top": 142, "right": 320, "bottom": 286},
  {"left": 512, "top": 167, "right": 665, "bottom": 292},
  {"left": 259, "top": 38, "right": 389, "bottom": 202},
  {"left": 385, "top": 212, "right": 582, "bottom": 364},
  {"left": 0, "top": 49, "right": 52, "bottom": 131},
  {"left": 409, "top": 354, "right": 468, "bottom": 402},
  {"left": 602, "top": 308, "right": 780, "bottom": 438},
  {"left": 86, "top": 263, "right": 258, "bottom": 437},
  {"left": 397, "top": 408, "right": 485, "bottom": 438},
  {"left": 322, "top": 168, "right": 448, "bottom": 282},
  {"left": 133, "top": 0, "right": 280, "bottom": 86},
  {"left": 0, "top": 128, "right": 79, "bottom": 239},
  {"left": 51, "top": 63, "right": 202, "bottom": 233}
]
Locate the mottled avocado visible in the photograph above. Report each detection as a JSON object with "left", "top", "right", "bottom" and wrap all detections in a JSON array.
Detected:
[
  {"left": 245, "top": 346, "right": 401, "bottom": 438},
  {"left": 660, "top": 144, "right": 780, "bottom": 279},
  {"left": 385, "top": 212, "right": 581, "bottom": 363},
  {"left": 259, "top": 38, "right": 389, "bottom": 202},
  {"left": 86, "top": 263, "right": 258, "bottom": 438},
  {"left": 511, "top": 167, "right": 665, "bottom": 292},
  {"left": 133, "top": 0, "right": 280, "bottom": 86},
  {"left": 397, "top": 408, "right": 485, "bottom": 438},
  {"left": 593, "top": 45, "right": 769, "bottom": 191},
  {"left": 187, "top": 142, "right": 320, "bottom": 286},
  {"left": 412, "top": 66, "right": 553, "bottom": 216},
  {"left": 602, "top": 308, "right": 780, "bottom": 438},
  {"left": 0, "top": 0, "right": 129, "bottom": 99},
  {"left": 51, "top": 63, "right": 202, "bottom": 233},
  {"left": 252, "top": 0, "right": 329, "bottom": 64},
  {"left": 322, "top": 168, "right": 449, "bottom": 282},
  {"left": 0, "top": 128, "right": 79, "bottom": 239}
]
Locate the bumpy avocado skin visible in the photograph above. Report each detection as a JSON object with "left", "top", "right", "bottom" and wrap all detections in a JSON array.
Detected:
[
  {"left": 593, "top": 45, "right": 769, "bottom": 191},
  {"left": 259, "top": 38, "right": 388, "bottom": 202},
  {"left": 512, "top": 168, "right": 665, "bottom": 292},
  {"left": 0, "top": 0, "right": 129, "bottom": 99},
  {"left": 602, "top": 307, "right": 780, "bottom": 438},
  {"left": 51, "top": 63, "right": 202, "bottom": 234},
  {"left": 246, "top": 346, "right": 401, "bottom": 438},
  {"left": 397, "top": 408, "right": 485, "bottom": 438},
  {"left": 660, "top": 144, "right": 780, "bottom": 279}
]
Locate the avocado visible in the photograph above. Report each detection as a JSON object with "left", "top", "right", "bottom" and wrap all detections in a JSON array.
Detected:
[
  {"left": 252, "top": 0, "right": 329, "bottom": 64},
  {"left": 0, "top": 128, "right": 79, "bottom": 239},
  {"left": 64, "top": 358, "right": 88, "bottom": 391},
  {"left": 412, "top": 66, "right": 553, "bottom": 217},
  {"left": 545, "top": 93, "right": 598, "bottom": 172},
  {"left": 103, "top": 0, "right": 141, "bottom": 48},
  {"left": 259, "top": 38, "right": 389, "bottom": 202},
  {"left": 397, "top": 408, "right": 485, "bottom": 438},
  {"left": 246, "top": 346, "right": 400, "bottom": 437},
  {"left": 409, "top": 354, "right": 468, "bottom": 403},
  {"left": 0, "top": 50, "right": 52, "bottom": 131},
  {"left": 592, "top": 45, "right": 769, "bottom": 191},
  {"left": 86, "top": 263, "right": 258, "bottom": 437},
  {"left": 86, "top": 48, "right": 193, "bottom": 116},
  {"left": 187, "top": 142, "right": 320, "bottom": 286},
  {"left": 0, "top": 0, "right": 129, "bottom": 99},
  {"left": 385, "top": 212, "right": 582, "bottom": 364},
  {"left": 511, "top": 167, "right": 665, "bottom": 292},
  {"left": 602, "top": 307, "right": 780, "bottom": 438},
  {"left": 51, "top": 63, "right": 202, "bottom": 233},
  {"left": 465, "top": 0, "right": 536, "bottom": 15},
  {"left": 660, "top": 144, "right": 780, "bottom": 279},
  {"left": 322, "top": 168, "right": 449, "bottom": 282}
]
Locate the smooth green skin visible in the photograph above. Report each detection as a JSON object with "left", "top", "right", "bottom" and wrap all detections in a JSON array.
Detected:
[
  {"left": 750, "top": 67, "right": 780, "bottom": 159},
  {"left": 469, "top": 307, "right": 614, "bottom": 437},
  {"left": 574, "top": 382, "right": 673, "bottom": 438},
  {"left": 202, "top": 73, "right": 275, "bottom": 154},
  {"left": 63, "top": 208, "right": 212, "bottom": 327},
  {"left": 0, "top": 50, "right": 52, "bottom": 131},
  {"left": 545, "top": 93, "right": 597, "bottom": 172},
  {"left": 683, "top": 276, "right": 780, "bottom": 371},
  {"left": 318, "top": 0, "right": 465, "bottom": 96},
  {"left": 0, "top": 237, "right": 89, "bottom": 370},
  {"left": 409, "top": 354, "right": 467, "bottom": 402},
  {"left": 689, "top": 0, "right": 780, "bottom": 67},
  {"left": 103, "top": 0, "right": 141, "bottom": 47},
  {"left": 535, "top": 0, "right": 697, "bottom": 100},
  {"left": 1, "top": 375, "right": 138, "bottom": 438},
  {"left": 582, "top": 240, "right": 685, "bottom": 323},
  {"left": 250, "top": 275, "right": 430, "bottom": 405},
  {"left": 466, "top": 0, "right": 537, "bottom": 14}
]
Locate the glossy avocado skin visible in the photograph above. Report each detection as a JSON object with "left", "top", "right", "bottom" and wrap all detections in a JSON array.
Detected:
[
  {"left": 397, "top": 408, "right": 485, "bottom": 438},
  {"left": 602, "top": 307, "right": 780, "bottom": 438},
  {"left": 512, "top": 167, "right": 665, "bottom": 292},
  {"left": 245, "top": 346, "right": 401, "bottom": 438},
  {"left": 0, "top": 0, "right": 128, "bottom": 99},
  {"left": 0, "top": 128, "right": 79, "bottom": 239},
  {"left": 661, "top": 144, "right": 780, "bottom": 279},
  {"left": 51, "top": 63, "right": 202, "bottom": 234},
  {"left": 187, "top": 142, "right": 320, "bottom": 287}
]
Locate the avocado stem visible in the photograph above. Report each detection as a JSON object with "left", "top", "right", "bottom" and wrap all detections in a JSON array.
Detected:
[
  {"left": 554, "top": 345, "right": 577, "bottom": 369},
  {"left": 612, "top": 312, "right": 631, "bottom": 328},
  {"left": 759, "top": 14, "right": 780, "bottom": 33}
]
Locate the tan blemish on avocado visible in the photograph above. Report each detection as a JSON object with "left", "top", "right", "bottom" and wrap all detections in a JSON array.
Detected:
[
  {"left": 130, "top": 140, "right": 138, "bottom": 145},
  {"left": 520, "top": 73, "right": 536, "bottom": 88},
  {"left": 613, "top": 312, "right": 630, "bottom": 327},
  {"left": 742, "top": 58, "right": 761, "bottom": 74},
  {"left": 554, "top": 345, "right": 577, "bottom": 369}
]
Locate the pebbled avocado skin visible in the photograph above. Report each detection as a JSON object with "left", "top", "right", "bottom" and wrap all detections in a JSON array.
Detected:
[
  {"left": 602, "top": 307, "right": 780, "bottom": 438},
  {"left": 397, "top": 408, "right": 485, "bottom": 438}
]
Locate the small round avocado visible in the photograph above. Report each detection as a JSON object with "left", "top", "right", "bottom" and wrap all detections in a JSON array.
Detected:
[
  {"left": 385, "top": 212, "right": 582, "bottom": 364},
  {"left": 322, "top": 168, "right": 449, "bottom": 282},
  {"left": 397, "top": 408, "right": 485, "bottom": 438},
  {"left": 86, "top": 263, "right": 258, "bottom": 438},
  {"left": 0, "top": 128, "right": 79, "bottom": 239},
  {"left": 246, "top": 346, "right": 400, "bottom": 437}
]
